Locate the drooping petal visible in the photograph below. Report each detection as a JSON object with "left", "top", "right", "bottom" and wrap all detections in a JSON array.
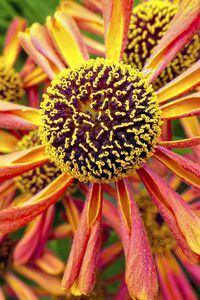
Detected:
[
  {"left": 46, "top": 12, "right": 89, "bottom": 68},
  {"left": 144, "top": 0, "right": 200, "bottom": 82},
  {"left": 0, "top": 173, "right": 74, "bottom": 234},
  {"left": 62, "top": 183, "right": 102, "bottom": 295},
  {"left": 58, "top": 1, "right": 104, "bottom": 36},
  {"left": 83, "top": 0, "right": 103, "bottom": 13},
  {"left": 64, "top": 196, "right": 80, "bottom": 234},
  {"left": 0, "top": 146, "right": 48, "bottom": 182},
  {"left": 161, "top": 92, "right": 200, "bottom": 119},
  {"left": 13, "top": 265, "right": 65, "bottom": 296},
  {"left": 22, "top": 66, "right": 47, "bottom": 88},
  {"left": 116, "top": 178, "right": 158, "bottom": 300},
  {"left": 157, "top": 60, "right": 200, "bottom": 104},
  {"left": 4, "top": 272, "right": 38, "bottom": 300},
  {"left": 154, "top": 146, "right": 200, "bottom": 189},
  {"left": 158, "top": 136, "right": 200, "bottom": 149},
  {"left": 138, "top": 164, "right": 200, "bottom": 261},
  {"left": 102, "top": 198, "right": 121, "bottom": 236},
  {"left": 3, "top": 17, "right": 26, "bottom": 68},
  {"left": 103, "top": 0, "right": 133, "bottom": 62},
  {"left": 0, "top": 100, "right": 41, "bottom": 129},
  {"left": 83, "top": 36, "right": 105, "bottom": 57},
  {"left": 0, "top": 130, "right": 19, "bottom": 153}
]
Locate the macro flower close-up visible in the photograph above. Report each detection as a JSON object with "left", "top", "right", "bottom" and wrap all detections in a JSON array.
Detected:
[{"left": 0, "top": 0, "right": 200, "bottom": 299}]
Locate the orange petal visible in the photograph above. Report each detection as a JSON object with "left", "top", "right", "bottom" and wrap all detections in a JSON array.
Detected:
[
  {"left": 0, "top": 130, "right": 19, "bottom": 153},
  {"left": 64, "top": 196, "right": 80, "bottom": 234},
  {"left": 4, "top": 272, "right": 38, "bottom": 300},
  {"left": 83, "top": 35, "right": 105, "bottom": 57},
  {"left": 0, "top": 180, "right": 16, "bottom": 203},
  {"left": 144, "top": 0, "right": 200, "bottom": 82},
  {"left": 62, "top": 183, "right": 102, "bottom": 295},
  {"left": 3, "top": 17, "right": 26, "bottom": 68},
  {"left": 116, "top": 178, "right": 158, "bottom": 300},
  {"left": 138, "top": 164, "right": 200, "bottom": 261},
  {"left": 154, "top": 146, "right": 200, "bottom": 189},
  {"left": 0, "top": 288, "right": 5, "bottom": 300},
  {"left": 34, "top": 250, "right": 64, "bottom": 275},
  {"left": 22, "top": 66, "right": 47, "bottom": 88},
  {"left": 99, "top": 241, "right": 123, "bottom": 269},
  {"left": 157, "top": 60, "right": 200, "bottom": 104},
  {"left": 58, "top": 1, "right": 104, "bottom": 36},
  {"left": 14, "top": 265, "right": 64, "bottom": 296},
  {"left": 158, "top": 136, "right": 200, "bottom": 149},
  {"left": 19, "top": 31, "right": 57, "bottom": 80},
  {"left": 103, "top": 0, "right": 133, "bottom": 62},
  {"left": 102, "top": 198, "right": 121, "bottom": 236},
  {"left": 0, "top": 146, "right": 48, "bottom": 182},
  {"left": 46, "top": 12, "right": 89, "bottom": 68},
  {"left": 0, "top": 173, "right": 74, "bottom": 234},
  {"left": 180, "top": 116, "right": 200, "bottom": 160},
  {"left": 83, "top": 0, "right": 103, "bottom": 13},
  {"left": 0, "top": 100, "right": 41, "bottom": 129},
  {"left": 51, "top": 223, "right": 72, "bottom": 239},
  {"left": 161, "top": 92, "right": 200, "bottom": 119}
]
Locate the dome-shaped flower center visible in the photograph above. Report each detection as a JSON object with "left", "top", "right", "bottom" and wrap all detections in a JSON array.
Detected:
[
  {"left": 123, "top": 0, "right": 200, "bottom": 90},
  {"left": 0, "top": 238, "right": 14, "bottom": 276},
  {"left": 15, "top": 130, "right": 62, "bottom": 195},
  {"left": 39, "top": 58, "right": 161, "bottom": 183},
  {"left": 136, "top": 192, "right": 176, "bottom": 254},
  {"left": 0, "top": 59, "right": 24, "bottom": 102}
]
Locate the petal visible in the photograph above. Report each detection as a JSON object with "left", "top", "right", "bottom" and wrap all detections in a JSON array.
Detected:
[
  {"left": 0, "top": 288, "right": 5, "bottom": 300},
  {"left": 64, "top": 196, "right": 80, "bottom": 234},
  {"left": 4, "top": 272, "right": 38, "bottom": 300},
  {"left": 0, "top": 100, "right": 41, "bottom": 129},
  {"left": 157, "top": 60, "right": 200, "bottom": 104},
  {"left": 0, "top": 146, "right": 48, "bottom": 182},
  {"left": 3, "top": 17, "right": 26, "bottom": 68},
  {"left": 102, "top": 198, "right": 121, "bottom": 236},
  {"left": 161, "top": 92, "right": 200, "bottom": 119},
  {"left": 13, "top": 206, "right": 55, "bottom": 264},
  {"left": 51, "top": 223, "right": 72, "bottom": 239},
  {"left": 13, "top": 265, "right": 64, "bottom": 296},
  {"left": 99, "top": 241, "right": 123, "bottom": 269},
  {"left": 158, "top": 136, "right": 200, "bottom": 149},
  {"left": 19, "top": 31, "right": 57, "bottom": 80},
  {"left": 0, "top": 130, "right": 18, "bottom": 153},
  {"left": 34, "top": 250, "right": 64, "bottom": 275},
  {"left": 144, "top": 0, "right": 200, "bottom": 82},
  {"left": 83, "top": 36, "right": 105, "bottom": 57},
  {"left": 0, "top": 173, "right": 74, "bottom": 234},
  {"left": 22, "top": 67, "right": 47, "bottom": 88},
  {"left": 180, "top": 116, "right": 200, "bottom": 160},
  {"left": 103, "top": 0, "right": 133, "bottom": 62},
  {"left": 0, "top": 180, "right": 16, "bottom": 203},
  {"left": 46, "top": 12, "right": 89, "bottom": 68},
  {"left": 154, "top": 146, "right": 200, "bottom": 189},
  {"left": 62, "top": 183, "right": 102, "bottom": 295},
  {"left": 83, "top": 0, "right": 103, "bottom": 13},
  {"left": 116, "top": 178, "right": 158, "bottom": 300},
  {"left": 58, "top": 1, "right": 104, "bottom": 36},
  {"left": 138, "top": 164, "right": 200, "bottom": 261}
]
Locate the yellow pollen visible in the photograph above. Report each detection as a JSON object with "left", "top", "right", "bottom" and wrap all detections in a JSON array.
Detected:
[
  {"left": 123, "top": 0, "right": 200, "bottom": 89},
  {"left": 0, "top": 58, "right": 24, "bottom": 102},
  {"left": 135, "top": 192, "right": 176, "bottom": 254},
  {"left": 39, "top": 58, "right": 162, "bottom": 183},
  {"left": 15, "top": 130, "right": 62, "bottom": 195}
]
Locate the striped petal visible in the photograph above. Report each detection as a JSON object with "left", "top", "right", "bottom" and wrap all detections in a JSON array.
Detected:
[
  {"left": 58, "top": 1, "right": 104, "bottom": 36},
  {"left": 0, "top": 146, "right": 48, "bottom": 182},
  {"left": 62, "top": 183, "right": 102, "bottom": 295},
  {"left": 3, "top": 17, "right": 26, "bottom": 68},
  {"left": 154, "top": 146, "right": 200, "bottom": 189},
  {"left": 157, "top": 60, "right": 200, "bottom": 104},
  {"left": 0, "top": 100, "right": 41, "bottom": 129},
  {"left": 0, "top": 130, "right": 18, "bottom": 153},
  {"left": 13, "top": 265, "right": 64, "bottom": 296},
  {"left": 5, "top": 272, "right": 38, "bottom": 300},
  {"left": 144, "top": 0, "right": 200, "bottom": 82},
  {"left": 34, "top": 250, "right": 64, "bottom": 275},
  {"left": 103, "top": 0, "right": 133, "bottom": 62},
  {"left": 46, "top": 12, "right": 89, "bottom": 68},
  {"left": 158, "top": 137, "right": 200, "bottom": 149},
  {"left": 138, "top": 164, "right": 200, "bottom": 261},
  {"left": 116, "top": 178, "right": 158, "bottom": 300},
  {"left": 161, "top": 92, "right": 200, "bottom": 119},
  {"left": 0, "top": 173, "right": 73, "bottom": 234},
  {"left": 83, "top": 0, "right": 103, "bottom": 13},
  {"left": 83, "top": 36, "right": 105, "bottom": 57}
]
